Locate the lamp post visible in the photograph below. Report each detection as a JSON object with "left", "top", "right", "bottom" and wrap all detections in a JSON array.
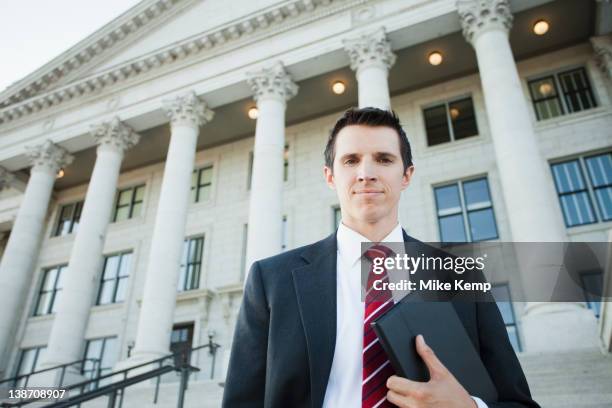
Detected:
[{"left": 207, "top": 329, "right": 220, "bottom": 379}]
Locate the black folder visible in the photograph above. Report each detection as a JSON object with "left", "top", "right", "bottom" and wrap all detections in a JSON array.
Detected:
[{"left": 371, "top": 296, "right": 498, "bottom": 402}]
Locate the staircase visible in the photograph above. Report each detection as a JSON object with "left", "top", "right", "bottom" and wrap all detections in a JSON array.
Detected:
[{"left": 519, "top": 348, "right": 612, "bottom": 408}]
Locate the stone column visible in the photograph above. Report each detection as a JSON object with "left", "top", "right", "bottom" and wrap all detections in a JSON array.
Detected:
[
  {"left": 41, "top": 118, "right": 140, "bottom": 371},
  {"left": 244, "top": 62, "right": 297, "bottom": 278},
  {"left": 343, "top": 27, "right": 396, "bottom": 109},
  {"left": 128, "top": 92, "right": 213, "bottom": 363},
  {"left": 0, "top": 142, "right": 73, "bottom": 368},
  {"left": 457, "top": 0, "right": 597, "bottom": 351}
]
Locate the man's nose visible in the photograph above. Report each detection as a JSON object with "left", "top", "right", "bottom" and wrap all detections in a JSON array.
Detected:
[{"left": 357, "top": 160, "right": 377, "bottom": 182}]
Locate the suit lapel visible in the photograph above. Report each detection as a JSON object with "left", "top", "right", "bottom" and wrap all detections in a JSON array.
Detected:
[
  {"left": 291, "top": 229, "right": 421, "bottom": 407},
  {"left": 292, "top": 232, "right": 337, "bottom": 408}
]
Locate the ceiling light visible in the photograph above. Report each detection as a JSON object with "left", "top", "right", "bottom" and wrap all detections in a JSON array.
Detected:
[
  {"left": 428, "top": 51, "right": 443, "bottom": 66},
  {"left": 248, "top": 107, "right": 258, "bottom": 120},
  {"left": 539, "top": 82, "right": 553, "bottom": 96},
  {"left": 533, "top": 20, "right": 549, "bottom": 35},
  {"left": 56, "top": 168, "right": 65, "bottom": 179},
  {"left": 332, "top": 81, "right": 346, "bottom": 95}
]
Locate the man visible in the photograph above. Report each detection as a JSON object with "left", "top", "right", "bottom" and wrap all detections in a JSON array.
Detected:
[{"left": 222, "top": 108, "right": 538, "bottom": 408}]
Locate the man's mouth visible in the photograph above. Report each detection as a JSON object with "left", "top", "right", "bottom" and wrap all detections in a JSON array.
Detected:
[{"left": 354, "top": 189, "right": 384, "bottom": 195}]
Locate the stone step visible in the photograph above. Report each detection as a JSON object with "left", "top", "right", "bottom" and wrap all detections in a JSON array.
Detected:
[{"left": 518, "top": 349, "right": 612, "bottom": 408}]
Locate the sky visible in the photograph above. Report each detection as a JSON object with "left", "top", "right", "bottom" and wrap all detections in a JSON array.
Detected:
[{"left": 0, "top": 0, "right": 143, "bottom": 93}]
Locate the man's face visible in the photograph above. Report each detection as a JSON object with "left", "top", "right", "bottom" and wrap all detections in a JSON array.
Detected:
[{"left": 324, "top": 125, "right": 414, "bottom": 225}]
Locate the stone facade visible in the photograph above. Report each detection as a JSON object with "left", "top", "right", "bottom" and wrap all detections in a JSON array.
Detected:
[{"left": 0, "top": 0, "right": 611, "bottom": 405}]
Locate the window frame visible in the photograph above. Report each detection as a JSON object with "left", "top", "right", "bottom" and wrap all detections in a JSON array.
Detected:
[
  {"left": 112, "top": 184, "right": 145, "bottom": 222},
  {"left": 491, "top": 283, "right": 522, "bottom": 352},
  {"left": 13, "top": 346, "right": 47, "bottom": 386},
  {"left": 178, "top": 236, "right": 205, "bottom": 292},
  {"left": 527, "top": 66, "right": 597, "bottom": 121},
  {"left": 550, "top": 152, "right": 611, "bottom": 228},
  {"left": 433, "top": 176, "right": 499, "bottom": 243},
  {"left": 191, "top": 166, "right": 213, "bottom": 203},
  {"left": 422, "top": 95, "right": 479, "bottom": 146},
  {"left": 53, "top": 200, "right": 84, "bottom": 237},
  {"left": 33, "top": 265, "right": 67, "bottom": 316},
  {"left": 82, "top": 336, "right": 118, "bottom": 381},
  {"left": 96, "top": 252, "right": 132, "bottom": 305}
]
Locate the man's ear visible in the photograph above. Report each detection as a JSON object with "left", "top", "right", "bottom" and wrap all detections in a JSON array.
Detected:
[
  {"left": 324, "top": 166, "right": 335, "bottom": 190},
  {"left": 401, "top": 165, "right": 415, "bottom": 190}
]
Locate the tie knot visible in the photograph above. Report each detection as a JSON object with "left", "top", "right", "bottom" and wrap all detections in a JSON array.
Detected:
[{"left": 364, "top": 244, "right": 394, "bottom": 263}]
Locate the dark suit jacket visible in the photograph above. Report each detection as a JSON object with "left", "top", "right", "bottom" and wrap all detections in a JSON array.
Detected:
[{"left": 222, "top": 230, "right": 539, "bottom": 408}]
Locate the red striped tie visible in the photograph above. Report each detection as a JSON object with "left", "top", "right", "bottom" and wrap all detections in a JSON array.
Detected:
[{"left": 362, "top": 245, "right": 396, "bottom": 408}]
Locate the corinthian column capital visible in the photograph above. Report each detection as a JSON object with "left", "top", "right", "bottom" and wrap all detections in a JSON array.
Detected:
[
  {"left": 90, "top": 117, "right": 141, "bottom": 154},
  {"left": 343, "top": 27, "right": 396, "bottom": 75},
  {"left": 246, "top": 62, "right": 298, "bottom": 104},
  {"left": 591, "top": 35, "right": 612, "bottom": 79},
  {"left": 163, "top": 92, "right": 214, "bottom": 129},
  {"left": 25, "top": 140, "right": 74, "bottom": 175},
  {"left": 457, "top": 0, "right": 513, "bottom": 44}
]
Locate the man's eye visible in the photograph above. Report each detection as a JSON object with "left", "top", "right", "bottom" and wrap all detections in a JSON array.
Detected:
[
  {"left": 344, "top": 159, "right": 357, "bottom": 165},
  {"left": 378, "top": 158, "right": 392, "bottom": 163}
]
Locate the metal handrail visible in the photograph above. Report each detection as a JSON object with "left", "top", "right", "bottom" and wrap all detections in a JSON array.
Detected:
[
  {"left": 1, "top": 342, "right": 220, "bottom": 408},
  {"left": 0, "top": 358, "right": 101, "bottom": 389}
]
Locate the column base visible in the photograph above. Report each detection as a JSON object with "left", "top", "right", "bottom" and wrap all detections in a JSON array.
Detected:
[{"left": 521, "top": 302, "right": 599, "bottom": 352}]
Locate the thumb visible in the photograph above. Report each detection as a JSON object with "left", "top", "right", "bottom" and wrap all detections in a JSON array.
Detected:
[{"left": 415, "top": 334, "right": 447, "bottom": 379}]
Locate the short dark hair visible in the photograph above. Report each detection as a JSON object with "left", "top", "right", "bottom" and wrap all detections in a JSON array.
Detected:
[{"left": 324, "top": 107, "right": 413, "bottom": 173}]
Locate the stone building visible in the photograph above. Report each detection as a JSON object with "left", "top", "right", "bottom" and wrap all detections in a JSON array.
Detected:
[{"left": 0, "top": 0, "right": 611, "bottom": 406}]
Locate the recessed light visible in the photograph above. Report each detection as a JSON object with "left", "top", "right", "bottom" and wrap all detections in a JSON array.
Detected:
[
  {"left": 332, "top": 81, "right": 346, "bottom": 95},
  {"left": 533, "top": 20, "right": 549, "bottom": 35},
  {"left": 428, "top": 51, "right": 443, "bottom": 66},
  {"left": 539, "top": 82, "right": 553, "bottom": 96},
  {"left": 248, "top": 107, "right": 258, "bottom": 120},
  {"left": 56, "top": 168, "right": 65, "bottom": 179}
]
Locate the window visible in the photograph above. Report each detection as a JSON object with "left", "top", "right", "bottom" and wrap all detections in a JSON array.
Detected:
[
  {"left": 528, "top": 67, "right": 597, "bottom": 121},
  {"left": 170, "top": 323, "right": 194, "bottom": 366},
  {"left": 434, "top": 178, "right": 498, "bottom": 242},
  {"left": 247, "top": 151, "right": 254, "bottom": 190},
  {"left": 580, "top": 270, "right": 603, "bottom": 318},
  {"left": 33, "top": 265, "right": 66, "bottom": 316},
  {"left": 82, "top": 337, "right": 118, "bottom": 382},
  {"left": 491, "top": 284, "right": 521, "bottom": 352},
  {"left": 551, "top": 152, "right": 611, "bottom": 227},
  {"left": 178, "top": 237, "right": 204, "bottom": 291},
  {"left": 53, "top": 201, "right": 83, "bottom": 236},
  {"left": 333, "top": 206, "right": 341, "bottom": 230},
  {"left": 112, "top": 185, "right": 145, "bottom": 222},
  {"left": 191, "top": 166, "right": 213, "bottom": 203},
  {"left": 96, "top": 252, "right": 131, "bottom": 305},
  {"left": 247, "top": 145, "right": 288, "bottom": 189},
  {"left": 284, "top": 144, "right": 289, "bottom": 182},
  {"left": 281, "top": 216, "right": 288, "bottom": 251},
  {"left": 14, "top": 346, "right": 46, "bottom": 387},
  {"left": 423, "top": 97, "right": 478, "bottom": 146}
]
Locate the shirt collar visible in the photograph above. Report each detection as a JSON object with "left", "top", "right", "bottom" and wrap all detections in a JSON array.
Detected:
[{"left": 336, "top": 221, "right": 404, "bottom": 267}]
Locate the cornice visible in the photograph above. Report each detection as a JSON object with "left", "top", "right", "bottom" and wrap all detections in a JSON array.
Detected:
[
  {"left": 0, "top": 0, "right": 366, "bottom": 128},
  {"left": 0, "top": 0, "right": 193, "bottom": 110}
]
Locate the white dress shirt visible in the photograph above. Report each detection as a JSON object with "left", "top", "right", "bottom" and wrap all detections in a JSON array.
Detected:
[{"left": 321, "top": 221, "right": 488, "bottom": 408}]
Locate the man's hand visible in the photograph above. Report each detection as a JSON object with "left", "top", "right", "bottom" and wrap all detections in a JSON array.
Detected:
[{"left": 386, "top": 335, "right": 477, "bottom": 408}]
